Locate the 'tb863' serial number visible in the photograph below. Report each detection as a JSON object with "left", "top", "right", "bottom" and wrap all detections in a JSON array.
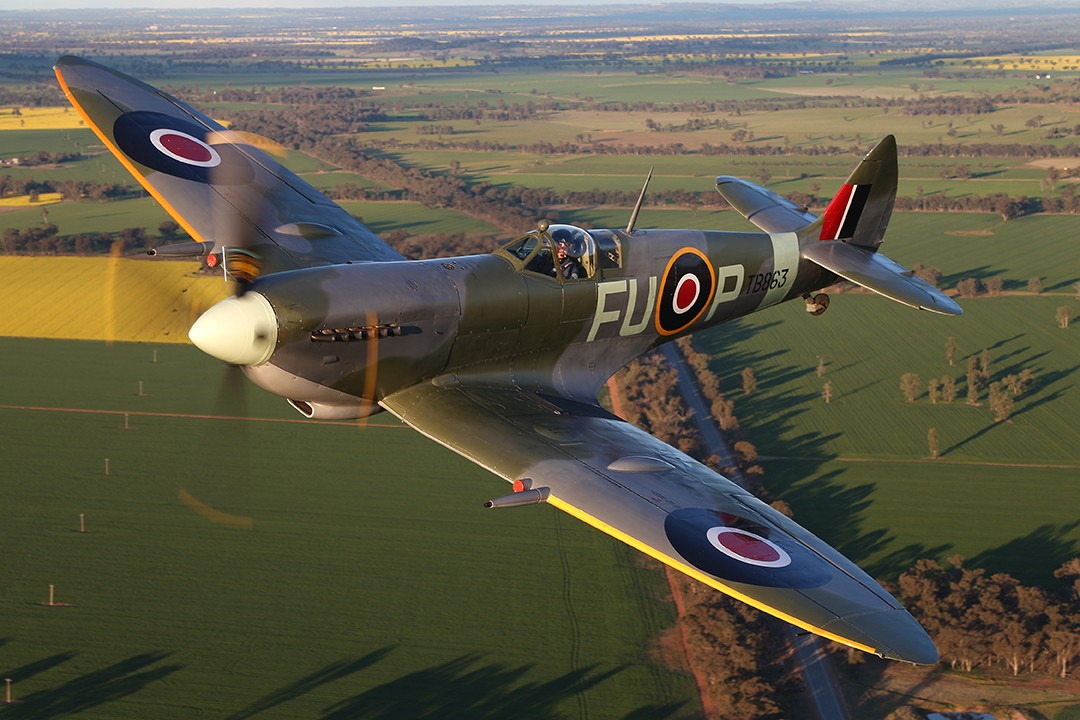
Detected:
[{"left": 744, "top": 268, "right": 789, "bottom": 294}]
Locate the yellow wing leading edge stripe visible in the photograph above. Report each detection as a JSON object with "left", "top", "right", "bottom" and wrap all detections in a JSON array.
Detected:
[
  {"left": 546, "top": 494, "right": 881, "bottom": 657},
  {"left": 54, "top": 65, "right": 210, "bottom": 248}
]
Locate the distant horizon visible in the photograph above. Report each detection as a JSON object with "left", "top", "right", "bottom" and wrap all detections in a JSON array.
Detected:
[
  {"left": 0, "top": 0, "right": 799, "bottom": 9},
  {"left": 1, "top": 0, "right": 1077, "bottom": 10}
]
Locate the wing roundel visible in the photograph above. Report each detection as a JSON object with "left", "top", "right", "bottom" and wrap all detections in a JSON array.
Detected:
[{"left": 54, "top": 55, "right": 402, "bottom": 275}]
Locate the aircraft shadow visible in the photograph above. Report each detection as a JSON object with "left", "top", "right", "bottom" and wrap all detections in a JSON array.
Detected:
[
  {"left": 317, "top": 654, "right": 680, "bottom": 720},
  {"left": 226, "top": 647, "right": 393, "bottom": 720},
  {"left": 0, "top": 651, "right": 182, "bottom": 719}
]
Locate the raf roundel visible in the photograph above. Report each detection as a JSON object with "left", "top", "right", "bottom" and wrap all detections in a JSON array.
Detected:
[
  {"left": 655, "top": 248, "right": 716, "bottom": 336},
  {"left": 112, "top": 111, "right": 254, "bottom": 185},
  {"left": 664, "top": 507, "right": 832, "bottom": 589},
  {"left": 706, "top": 527, "right": 791, "bottom": 568},
  {"left": 149, "top": 129, "right": 221, "bottom": 168}
]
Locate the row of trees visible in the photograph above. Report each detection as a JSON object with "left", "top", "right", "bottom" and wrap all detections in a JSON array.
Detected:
[
  {"left": 671, "top": 336, "right": 1079, "bottom": 683},
  {"left": 2, "top": 224, "right": 161, "bottom": 256},
  {"left": 194, "top": 82, "right": 1074, "bottom": 122},
  {"left": 895, "top": 557, "right": 1079, "bottom": 677},
  {"left": 612, "top": 352, "right": 795, "bottom": 719},
  {"left": 0, "top": 150, "right": 82, "bottom": 168},
  {"left": 0, "top": 174, "right": 135, "bottom": 202}
]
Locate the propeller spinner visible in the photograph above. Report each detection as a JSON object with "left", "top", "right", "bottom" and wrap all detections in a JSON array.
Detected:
[{"left": 188, "top": 292, "right": 278, "bottom": 366}]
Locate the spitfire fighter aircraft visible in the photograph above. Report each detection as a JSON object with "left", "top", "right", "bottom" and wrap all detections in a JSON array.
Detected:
[{"left": 56, "top": 55, "right": 960, "bottom": 665}]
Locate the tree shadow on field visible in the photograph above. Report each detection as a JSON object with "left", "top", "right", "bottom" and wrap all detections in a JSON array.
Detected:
[
  {"left": 940, "top": 264, "right": 996, "bottom": 289},
  {"left": 319, "top": 655, "right": 677, "bottom": 720},
  {"left": 971, "top": 521, "right": 1080, "bottom": 585},
  {"left": 1047, "top": 276, "right": 1080, "bottom": 293},
  {"left": 763, "top": 463, "right": 951, "bottom": 579},
  {"left": 942, "top": 385, "right": 1069, "bottom": 456},
  {"left": 227, "top": 647, "right": 393, "bottom": 720},
  {"left": 2, "top": 651, "right": 181, "bottom": 719},
  {"left": 2, "top": 651, "right": 74, "bottom": 683}
]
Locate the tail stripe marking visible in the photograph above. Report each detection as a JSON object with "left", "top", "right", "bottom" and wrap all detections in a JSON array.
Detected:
[
  {"left": 838, "top": 184, "right": 872, "bottom": 240},
  {"left": 820, "top": 183, "right": 871, "bottom": 241}
]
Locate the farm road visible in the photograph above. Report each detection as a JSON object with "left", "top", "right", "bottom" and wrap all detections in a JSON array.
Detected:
[{"left": 661, "top": 343, "right": 850, "bottom": 720}]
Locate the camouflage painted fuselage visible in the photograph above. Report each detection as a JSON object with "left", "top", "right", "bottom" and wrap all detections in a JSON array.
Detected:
[{"left": 245, "top": 225, "right": 836, "bottom": 415}]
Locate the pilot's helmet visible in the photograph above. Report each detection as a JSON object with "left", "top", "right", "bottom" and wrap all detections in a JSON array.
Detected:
[{"left": 551, "top": 226, "right": 584, "bottom": 257}]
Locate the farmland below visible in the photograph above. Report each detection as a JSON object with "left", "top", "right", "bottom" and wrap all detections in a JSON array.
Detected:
[
  {"left": 1, "top": 5, "right": 1079, "bottom": 718},
  {"left": 0, "top": 337, "right": 695, "bottom": 719}
]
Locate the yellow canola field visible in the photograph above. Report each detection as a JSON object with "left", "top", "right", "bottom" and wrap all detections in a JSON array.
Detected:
[
  {"left": 0, "top": 193, "right": 64, "bottom": 207},
  {"left": 0, "top": 107, "right": 85, "bottom": 131},
  {"left": 0, "top": 256, "right": 229, "bottom": 343}
]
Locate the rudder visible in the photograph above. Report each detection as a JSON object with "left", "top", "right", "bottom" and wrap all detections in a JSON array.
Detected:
[{"left": 814, "top": 135, "right": 897, "bottom": 249}]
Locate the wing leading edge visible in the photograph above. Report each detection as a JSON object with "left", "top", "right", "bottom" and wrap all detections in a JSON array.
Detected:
[
  {"left": 382, "top": 382, "right": 938, "bottom": 665},
  {"left": 54, "top": 55, "right": 402, "bottom": 275}
]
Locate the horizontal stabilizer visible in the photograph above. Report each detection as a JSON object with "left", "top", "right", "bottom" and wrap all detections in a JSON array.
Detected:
[
  {"left": 716, "top": 176, "right": 818, "bottom": 234},
  {"left": 803, "top": 241, "right": 962, "bottom": 316}
]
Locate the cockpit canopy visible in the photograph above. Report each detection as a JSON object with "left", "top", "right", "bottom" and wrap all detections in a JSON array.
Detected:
[{"left": 499, "top": 222, "right": 598, "bottom": 280}]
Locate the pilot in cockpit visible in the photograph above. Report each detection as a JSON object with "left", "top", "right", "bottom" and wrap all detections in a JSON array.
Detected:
[{"left": 551, "top": 227, "right": 585, "bottom": 280}]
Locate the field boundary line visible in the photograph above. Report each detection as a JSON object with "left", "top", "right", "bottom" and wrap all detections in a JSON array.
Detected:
[{"left": 0, "top": 404, "right": 408, "bottom": 429}]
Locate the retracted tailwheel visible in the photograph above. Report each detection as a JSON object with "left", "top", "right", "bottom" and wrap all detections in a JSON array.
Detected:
[{"left": 803, "top": 293, "right": 830, "bottom": 316}]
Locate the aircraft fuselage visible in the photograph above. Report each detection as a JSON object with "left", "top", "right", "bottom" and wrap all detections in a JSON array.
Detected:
[{"left": 235, "top": 224, "right": 836, "bottom": 417}]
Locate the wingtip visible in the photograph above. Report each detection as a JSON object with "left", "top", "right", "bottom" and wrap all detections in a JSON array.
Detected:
[
  {"left": 923, "top": 292, "right": 963, "bottom": 316},
  {"left": 54, "top": 54, "right": 90, "bottom": 72},
  {"left": 827, "top": 607, "right": 939, "bottom": 666},
  {"left": 865, "top": 134, "right": 897, "bottom": 160}
]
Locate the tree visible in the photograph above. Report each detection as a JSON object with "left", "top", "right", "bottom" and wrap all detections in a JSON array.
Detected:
[
  {"left": 941, "top": 375, "right": 957, "bottom": 404},
  {"left": 927, "top": 428, "right": 939, "bottom": 459},
  {"left": 966, "top": 356, "right": 982, "bottom": 405},
  {"left": 979, "top": 348, "right": 992, "bottom": 381},
  {"left": 816, "top": 355, "right": 826, "bottom": 378},
  {"left": 822, "top": 381, "right": 833, "bottom": 404},
  {"left": 927, "top": 377, "right": 941, "bottom": 404},
  {"left": 1028, "top": 276, "right": 1044, "bottom": 294},
  {"left": 900, "top": 373, "right": 922, "bottom": 402},
  {"left": 712, "top": 396, "right": 738, "bottom": 431},
  {"left": 733, "top": 440, "right": 757, "bottom": 465},
  {"left": 985, "top": 276, "right": 1004, "bottom": 295},
  {"left": 956, "top": 277, "right": 984, "bottom": 297},
  {"left": 945, "top": 336, "right": 957, "bottom": 367},
  {"left": 158, "top": 220, "right": 180, "bottom": 241},
  {"left": 740, "top": 367, "right": 757, "bottom": 396},
  {"left": 1057, "top": 305, "right": 1071, "bottom": 329},
  {"left": 988, "top": 381, "right": 1014, "bottom": 421}
]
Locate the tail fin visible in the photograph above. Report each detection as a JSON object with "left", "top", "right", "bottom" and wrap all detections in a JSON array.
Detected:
[
  {"left": 800, "top": 135, "right": 962, "bottom": 316},
  {"left": 807, "top": 135, "right": 897, "bottom": 249}
]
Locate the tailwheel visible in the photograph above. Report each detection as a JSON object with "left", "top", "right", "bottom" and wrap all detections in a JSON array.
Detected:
[{"left": 804, "top": 293, "right": 830, "bottom": 316}]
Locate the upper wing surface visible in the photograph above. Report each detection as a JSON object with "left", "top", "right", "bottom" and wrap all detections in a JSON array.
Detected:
[
  {"left": 382, "top": 381, "right": 938, "bottom": 664},
  {"left": 715, "top": 176, "right": 819, "bottom": 233},
  {"left": 55, "top": 55, "right": 402, "bottom": 275}
]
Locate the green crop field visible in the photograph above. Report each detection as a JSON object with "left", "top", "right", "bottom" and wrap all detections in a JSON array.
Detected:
[
  {"left": 0, "top": 339, "right": 696, "bottom": 719},
  {"left": 691, "top": 287, "right": 1079, "bottom": 586},
  {"left": 0, "top": 197, "right": 173, "bottom": 237}
]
